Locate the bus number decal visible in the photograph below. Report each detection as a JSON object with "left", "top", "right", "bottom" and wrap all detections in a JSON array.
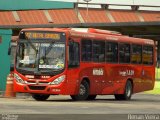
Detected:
[
  {"left": 119, "top": 70, "right": 134, "bottom": 77},
  {"left": 93, "top": 68, "right": 104, "bottom": 76}
]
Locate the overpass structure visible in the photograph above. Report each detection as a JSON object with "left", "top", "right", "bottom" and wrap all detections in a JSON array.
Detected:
[{"left": 0, "top": 1, "right": 160, "bottom": 59}]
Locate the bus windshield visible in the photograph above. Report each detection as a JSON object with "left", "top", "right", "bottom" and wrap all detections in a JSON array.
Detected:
[{"left": 16, "top": 41, "right": 65, "bottom": 75}]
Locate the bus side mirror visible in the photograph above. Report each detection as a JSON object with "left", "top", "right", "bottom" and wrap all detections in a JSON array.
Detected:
[{"left": 10, "top": 65, "right": 14, "bottom": 71}]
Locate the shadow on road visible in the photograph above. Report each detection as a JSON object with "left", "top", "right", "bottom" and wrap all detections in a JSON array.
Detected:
[{"left": 40, "top": 96, "right": 160, "bottom": 104}]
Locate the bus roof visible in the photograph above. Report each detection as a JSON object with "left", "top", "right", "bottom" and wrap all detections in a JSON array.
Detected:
[
  {"left": 21, "top": 28, "right": 154, "bottom": 46},
  {"left": 69, "top": 28, "right": 154, "bottom": 46}
]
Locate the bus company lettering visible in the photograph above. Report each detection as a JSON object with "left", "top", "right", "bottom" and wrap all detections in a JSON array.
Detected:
[
  {"left": 119, "top": 70, "right": 134, "bottom": 77},
  {"left": 93, "top": 68, "right": 104, "bottom": 76}
]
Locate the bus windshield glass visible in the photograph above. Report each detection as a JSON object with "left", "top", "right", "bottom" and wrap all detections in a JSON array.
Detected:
[{"left": 16, "top": 31, "right": 66, "bottom": 75}]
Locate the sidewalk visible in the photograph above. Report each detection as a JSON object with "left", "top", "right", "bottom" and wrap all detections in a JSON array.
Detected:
[
  {"left": 0, "top": 92, "right": 31, "bottom": 99},
  {"left": 0, "top": 91, "right": 4, "bottom": 98}
]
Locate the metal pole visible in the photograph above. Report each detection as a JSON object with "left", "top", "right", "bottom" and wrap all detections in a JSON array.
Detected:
[
  {"left": 133, "top": 0, "right": 134, "bottom": 5},
  {"left": 76, "top": 0, "right": 79, "bottom": 19},
  {"left": 83, "top": 0, "right": 92, "bottom": 23},
  {"left": 86, "top": 1, "right": 88, "bottom": 23}
]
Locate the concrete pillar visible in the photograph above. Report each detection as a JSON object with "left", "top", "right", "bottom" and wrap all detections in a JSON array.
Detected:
[{"left": 0, "top": 29, "right": 12, "bottom": 95}]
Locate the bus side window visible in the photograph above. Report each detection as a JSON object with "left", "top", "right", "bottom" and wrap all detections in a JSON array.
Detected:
[
  {"left": 93, "top": 40, "right": 105, "bottom": 62},
  {"left": 68, "top": 41, "right": 80, "bottom": 68},
  {"left": 106, "top": 42, "right": 118, "bottom": 63},
  {"left": 119, "top": 43, "right": 130, "bottom": 63},
  {"left": 81, "top": 40, "right": 92, "bottom": 61},
  {"left": 131, "top": 44, "right": 142, "bottom": 64},
  {"left": 142, "top": 45, "right": 153, "bottom": 65}
]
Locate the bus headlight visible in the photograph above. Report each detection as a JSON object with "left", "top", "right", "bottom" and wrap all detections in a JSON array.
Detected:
[
  {"left": 14, "top": 73, "right": 25, "bottom": 84},
  {"left": 50, "top": 75, "right": 65, "bottom": 85}
]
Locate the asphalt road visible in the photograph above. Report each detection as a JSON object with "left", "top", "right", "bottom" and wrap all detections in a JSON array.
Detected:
[{"left": 0, "top": 94, "right": 160, "bottom": 120}]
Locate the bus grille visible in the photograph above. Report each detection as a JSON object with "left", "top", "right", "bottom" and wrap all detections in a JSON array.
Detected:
[{"left": 28, "top": 86, "right": 46, "bottom": 90}]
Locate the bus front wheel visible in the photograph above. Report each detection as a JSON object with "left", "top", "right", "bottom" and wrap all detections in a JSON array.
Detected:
[
  {"left": 32, "top": 94, "right": 50, "bottom": 101},
  {"left": 70, "top": 80, "right": 89, "bottom": 101},
  {"left": 114, "top": 80, "right": 132, "bottom": 100}
]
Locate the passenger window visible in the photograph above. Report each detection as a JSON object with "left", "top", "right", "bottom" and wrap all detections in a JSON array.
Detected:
[
  {"left": 119, "top": 43, "right": 130, "bottom": 63},
  {"left": 68, "top": 42, "right": 80, "bottom": 68},
  {"left": 142, "top": 46, "right": 153, "bottom": 65},
  {"left": 93, "top": 41, "right": 105, "bottom": 62},
  {"left": 131, "top": 44, "right": 142, "bottom": 64},
  {"left": 81, "top": 40, "right": 92, "bottom": 61},
  {"left": 106, "top": 42, "right": 118, "bottom": 63}
]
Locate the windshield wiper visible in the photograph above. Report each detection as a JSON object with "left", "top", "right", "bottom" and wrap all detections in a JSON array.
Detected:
[
  {"left": 45, "top": 41, "right": 55, "bottom": 56},
  {"left": 27, "top": 39, "right": 38, "bottom": 54}
]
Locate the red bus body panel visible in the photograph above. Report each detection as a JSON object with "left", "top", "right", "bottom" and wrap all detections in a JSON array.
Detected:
[{"left": 13, "top": 28, "right": 155, "bottom": 96}]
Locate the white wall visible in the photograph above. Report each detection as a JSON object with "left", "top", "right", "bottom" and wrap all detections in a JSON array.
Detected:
[
  {"left": 45, "top": 0, "right": 160, "bottom": 5},
  {"left": 44, "top": 0, "right": 160, "bottom": 11}
]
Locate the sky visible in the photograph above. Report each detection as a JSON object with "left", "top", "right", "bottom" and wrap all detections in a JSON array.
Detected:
[{"left": 45, "top": 0, "right": 160, "bottom": 11}]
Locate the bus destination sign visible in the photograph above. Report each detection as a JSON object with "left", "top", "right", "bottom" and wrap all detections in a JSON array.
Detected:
[{"left": 25, "top": 32, "right": 61, "bottom": 40}]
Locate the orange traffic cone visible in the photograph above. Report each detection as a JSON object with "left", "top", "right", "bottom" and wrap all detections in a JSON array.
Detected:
[{"left": 4, "top": 73, "right": 16, "bottom": 98}]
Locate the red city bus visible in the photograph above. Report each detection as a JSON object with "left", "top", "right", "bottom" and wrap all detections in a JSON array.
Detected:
[{"left": 13, "top": 28, "right": 156, "bottom": 101}]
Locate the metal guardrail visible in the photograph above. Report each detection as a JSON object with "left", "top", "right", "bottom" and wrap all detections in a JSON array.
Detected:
[
  {"left": 75, "top": 2, "right": 160, "bottom": 8},
  {"left": 74, "top": 2, "right": 160, "bottom": 11}
]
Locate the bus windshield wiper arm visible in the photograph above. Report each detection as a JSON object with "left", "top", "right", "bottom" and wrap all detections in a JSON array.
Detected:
[
  {"left": 45, "top": 41, "right": 55, "bottom": 55},
  {"left": 27, "top": 39, "right": 38, "bottom": 54}
]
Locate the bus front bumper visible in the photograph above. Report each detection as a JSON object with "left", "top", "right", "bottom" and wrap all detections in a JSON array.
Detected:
[{"left": 13, "top": 81, "right": 69, "bottom": 95}]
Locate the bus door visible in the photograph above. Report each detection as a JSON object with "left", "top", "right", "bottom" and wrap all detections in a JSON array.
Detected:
[{"left": 67, "top": 41, "right": 80, "bottom": 94}]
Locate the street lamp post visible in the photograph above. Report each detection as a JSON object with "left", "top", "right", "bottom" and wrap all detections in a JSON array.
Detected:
[{"left": 83, "top": 0, "right": 92, "bottom": 23}]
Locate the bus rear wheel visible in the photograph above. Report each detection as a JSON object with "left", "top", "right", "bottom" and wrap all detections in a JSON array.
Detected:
[
  {"left": 71, "top": 80, "right": 89, "bottom": 101},
  {"left": 114, "top": 80, "right": 132, "bottom": 100},
  {"left": 32, "top": 94, "right": 50, "bottom": 101}
]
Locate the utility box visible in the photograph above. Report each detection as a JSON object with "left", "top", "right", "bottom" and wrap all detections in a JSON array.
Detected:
[{"left": 0, "top": 29, "right": 12, "bottom": 93}]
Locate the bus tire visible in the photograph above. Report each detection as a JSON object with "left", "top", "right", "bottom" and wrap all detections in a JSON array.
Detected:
[
  {"left": 114, "top": 80, "right": 132, "bottom": 100},
  {"left": 32, "top": 94, "right": 50, "bottom": 101},
  {"left": 87, "top": 95, "right": 97, "bottom": 100},
  {"left": 70, "top": 80, "right": 89, "bottom": 101}
]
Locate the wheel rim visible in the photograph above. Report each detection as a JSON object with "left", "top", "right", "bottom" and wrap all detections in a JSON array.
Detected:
[
  {"left": 126, "top": 82, "right": 132, "bottom": 97},
  {"left": 79, "top": 84, "right": 86, "bottom": 96}
]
